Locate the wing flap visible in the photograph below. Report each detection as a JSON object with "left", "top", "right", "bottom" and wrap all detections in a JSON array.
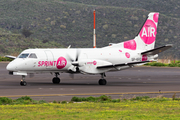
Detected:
[
  {"left": 97, "top": 61, "right": 149, "bottom": 69},
  {"left": 141, "top": 44, "right": 173, "bottom": 56}
]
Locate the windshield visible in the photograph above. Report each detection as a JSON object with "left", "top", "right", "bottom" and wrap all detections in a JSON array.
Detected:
[
  {"left": 18, "top": 53, "right": 29, "bottom": 58},
  {"left": 29, "top": 53, "right": 37, "bottom": 58}
]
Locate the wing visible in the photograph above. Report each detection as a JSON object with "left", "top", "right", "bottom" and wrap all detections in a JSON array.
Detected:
[
  {"left": 97, "top": 61, "right": 149, "bottom": 69},
  {"left": 141, "top": 44, "right": 173, "bottom": 56},
  {"left": 4, "top": 55, "right": 16, "bottom": 59}
]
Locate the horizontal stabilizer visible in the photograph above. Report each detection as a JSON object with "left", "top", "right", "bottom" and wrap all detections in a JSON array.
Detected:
[
  {"left": 4, "top": 55, "right": 16, "bottom": 59},
  {"left": 97, "top": 61, "right": 149, "bottom": 69},
  {"left": 141, "top": 44, "right": 173, "bottom": 56}
]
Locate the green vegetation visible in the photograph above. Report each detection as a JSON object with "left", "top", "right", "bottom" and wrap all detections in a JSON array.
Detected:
[
  {"left": 1, "top": 95, "right": 180, "bottom": 119},
  {"left": 0, "top": 96, "right": 46, "bottom": 105},
  {"left": 0, "top": 0, "right": 179, "bottom": 58},
  {"left": 65, "top": 0, "right": 180, "bottom": 18},
  {"left": 145, "top": 62, "right": 168, "bottom": 67},
  {"left": 2, "top": 95, "right": 180, "bottom": 105},
  {"left": 145, "top": 60, "right": 180, "bottom": 67},
  {"left": 0, "top": 28, "right": 63, "bottom": 56},
  {"left": 71, "top": 95, "right": 119, "bottom": 102},
  {"left": 0, "top": 56, "right": 12, "bottom": 61}
]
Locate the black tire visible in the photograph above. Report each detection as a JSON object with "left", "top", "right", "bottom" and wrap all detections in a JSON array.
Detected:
[
  {"left": 20, "top": 81, "right": 27, "bottom": 86},
  {"left": 98, "top": 79, "right": 107, "bottom": 85},
  {"left": 52, "top": 77, "right": 60, "bottom": 84},
  {"left": 23, "top": 81, "right": 27, "bottom": 86},
  {"left": 20, "top": 81, "right": 23, "bottom": 86}
]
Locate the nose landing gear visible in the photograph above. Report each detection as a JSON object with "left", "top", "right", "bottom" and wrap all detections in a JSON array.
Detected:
[
  {"left": 20, "top": 75, "right": 27, "bottom": 86},
  {"left": 98, "top": 73, "right": 107, "bottom": 85},
  {"left": 52, "top": 72, "right": 60, "bottom": 84}
]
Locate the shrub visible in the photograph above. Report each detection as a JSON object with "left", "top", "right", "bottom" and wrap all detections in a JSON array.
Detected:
[
  {"left": 14, "top": 96, "right": 33, "bottom": 104},
  {"left": 112, "top": 99, "right": 120, "bottom": 103},
  {"left": 71, "top": 96, "right": 82, "bottom": 102},
  {"left": 69, "top": 101, "right": 74, "bottom": 103},
  {"left": 71, "top": 95, "right": 112, "bottom": 102},
  {"left": 21, "top": 28, "right": 33, "bottom": 38},
  {"left": 16, "top": 96, "right": 32, "bottom": 102},
  {"left": 168, "top": 63, "right": 177, "bottom": 67},
  {"left": 150, "top": 62, "right": 167, "bottom": 66},
  {"left": 0, "top": 97, "right": 13, "bottom": 105},
  {"left": 86, "top": 96, "right": 96, "bottom": 102},
  {"left": 61, "top": 101, "right": 67, "bottom": 104},
  {"left": 131, "top": 96, "right": 150, "bottom": 101},
  {"left": 39, "top": 100, "right": 47, "bottom": 104},
  {"left": 98, "top": 95, "right": 111, "bottom": 102}
]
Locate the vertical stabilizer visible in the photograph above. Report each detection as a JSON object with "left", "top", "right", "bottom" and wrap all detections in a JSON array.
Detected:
[
  {"left": 135, "top": 12, "right": 159, "bottom": 50},
  {"left": 123, "top": 12, "right": 159, "bottom": 51}
]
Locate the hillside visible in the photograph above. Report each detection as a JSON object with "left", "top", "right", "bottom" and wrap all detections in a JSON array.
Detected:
[
  {"left": 65, "top": 0, "right": 180, "bottom": 18},
  {"left": 0, "top": 0, "right": 179, "bottom": 58},
  {"left": 0, "top": 28, "right": 63, "bottom": 56}
]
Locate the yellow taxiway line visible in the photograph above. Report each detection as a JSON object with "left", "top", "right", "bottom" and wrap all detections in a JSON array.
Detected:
[{"left": 0, "top": 91, "right": 179, "bottom": 98}]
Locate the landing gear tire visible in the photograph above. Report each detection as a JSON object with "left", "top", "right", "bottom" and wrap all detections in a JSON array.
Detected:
[
  {"left": 20, "top": 75, "right": 27, "bottom": 86},
  {"left": 52, "top": 77, "right": 60, "bottom": 84},
  {"left": 99, "top": 79, "right": 107, "bottom": 85},
  {"left": 20, "top": 81, "right": 27, "bottom": 86}
]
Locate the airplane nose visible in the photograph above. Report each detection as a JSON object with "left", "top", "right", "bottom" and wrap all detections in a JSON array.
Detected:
[{"left": 6, "top": 62, "right": 16, "bottom": 71}]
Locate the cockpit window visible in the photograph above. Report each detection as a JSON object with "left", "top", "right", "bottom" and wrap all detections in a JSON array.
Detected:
[
  {"left": 18, "top": 53, "right": 29, "bottom": 58},
  {"left": 29, "top": 53, "right": 37, "bottom": 58}
]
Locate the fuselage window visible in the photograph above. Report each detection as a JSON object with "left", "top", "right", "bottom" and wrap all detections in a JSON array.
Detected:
[
  {"left": 29, "top": 53, "right": 37, "bottom": 58},
  {"left": 18, "top": 53, "right": 29, "bottom": 58}
]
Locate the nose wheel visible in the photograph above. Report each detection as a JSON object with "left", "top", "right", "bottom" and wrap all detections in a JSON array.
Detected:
[
  {"left": 20, "top": 76, "right": 27, "bottom": 86},
  {"left": 98, "top": 73, "right": 107, "bottom": 85},
  {"left": 52, "top": 72, "right": 60, "bottom": 84}
]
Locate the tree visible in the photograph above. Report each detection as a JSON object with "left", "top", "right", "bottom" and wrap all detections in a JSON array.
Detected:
[{"left": 21, "top": 28, "right": 33, "bottom": 38}]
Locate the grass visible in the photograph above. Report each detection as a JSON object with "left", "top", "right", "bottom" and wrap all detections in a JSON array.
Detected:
[
  {"left": 0, "top": 96, "right": 46, "bottom": 105},
  {"left": 71, "top": 95, "right": 112, "bottom": 102},
  {"left": 0, "top": 96, "right": 180, "bottom": 119},
  {"left": 144, "top": 60, "right": 180, "bottom": 67}
]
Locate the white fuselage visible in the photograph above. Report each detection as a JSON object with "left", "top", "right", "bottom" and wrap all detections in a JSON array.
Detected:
[{"left": 6, "top": 47, "right": 143, "bottom": 75}]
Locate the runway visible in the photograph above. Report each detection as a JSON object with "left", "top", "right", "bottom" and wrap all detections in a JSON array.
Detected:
[{"left": 1, "top": 62, "right": 180, "bottom": 101}]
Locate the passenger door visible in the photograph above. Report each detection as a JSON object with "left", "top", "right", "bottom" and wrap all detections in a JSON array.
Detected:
[{"left": 44, "top": 50, "right": 54, "bottom": 69}]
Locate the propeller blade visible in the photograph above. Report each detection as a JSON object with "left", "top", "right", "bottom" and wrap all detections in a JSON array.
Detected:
[
  {"left": 75, "top": 49, "right": 80, "bottom": 61},
  {"left": 71, "top": 61, "right": 79, "bottom": 66},
  {"left": 67, "top": 49, "right": 81, "bottom": 72},
  {"left": 66, "top": 53, "right": 74, "bottom": 62}
]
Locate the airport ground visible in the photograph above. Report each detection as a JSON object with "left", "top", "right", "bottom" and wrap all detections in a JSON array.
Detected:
[{"left": 0, "top": 63, "right": 180, "bottom": 101}]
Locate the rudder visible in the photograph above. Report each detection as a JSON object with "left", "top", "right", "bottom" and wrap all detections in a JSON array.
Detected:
[{"left": 134, "top": 12, "right": 159, "bottom": 51}]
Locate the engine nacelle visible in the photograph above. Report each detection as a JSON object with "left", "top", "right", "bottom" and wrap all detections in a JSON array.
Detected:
[{"left": 78, "top": 59, "right": 112, "bottom": 74}]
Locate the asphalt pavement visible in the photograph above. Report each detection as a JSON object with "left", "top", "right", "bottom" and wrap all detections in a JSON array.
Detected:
[{"left": 1, "top": 62, "right": 180, "bottom": 101}]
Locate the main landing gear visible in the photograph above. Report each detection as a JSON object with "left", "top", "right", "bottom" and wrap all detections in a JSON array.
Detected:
[
  {"left": 52, "top": 72, "right": 60, "bottom": 84},
  {"left": 98, "top": 73, "right": 107, "bottom": 85},
  {"left": 20, "top": 75, "right": 27, "bottom": 86}
]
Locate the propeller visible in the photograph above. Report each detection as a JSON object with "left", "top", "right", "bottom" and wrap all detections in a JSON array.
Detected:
[
  {"left": 67, "top": 49, "right": 81, "bottom": 74},
  {"left": 71, "top": 49, "right": 80, "bottom": 66}
]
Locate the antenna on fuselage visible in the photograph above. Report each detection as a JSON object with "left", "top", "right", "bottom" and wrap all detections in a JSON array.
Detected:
[{"left": 93, "top": 9, "right": 96, "bottom": 48}]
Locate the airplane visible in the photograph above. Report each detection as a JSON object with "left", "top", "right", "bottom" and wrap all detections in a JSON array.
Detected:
[{"left": 5, "top": 12, "right": 172, "bottom": 86}]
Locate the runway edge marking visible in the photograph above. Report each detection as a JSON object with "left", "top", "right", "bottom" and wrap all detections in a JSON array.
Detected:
[{"left": 1, "top": 91, "right": 180, "bottom": 98}]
